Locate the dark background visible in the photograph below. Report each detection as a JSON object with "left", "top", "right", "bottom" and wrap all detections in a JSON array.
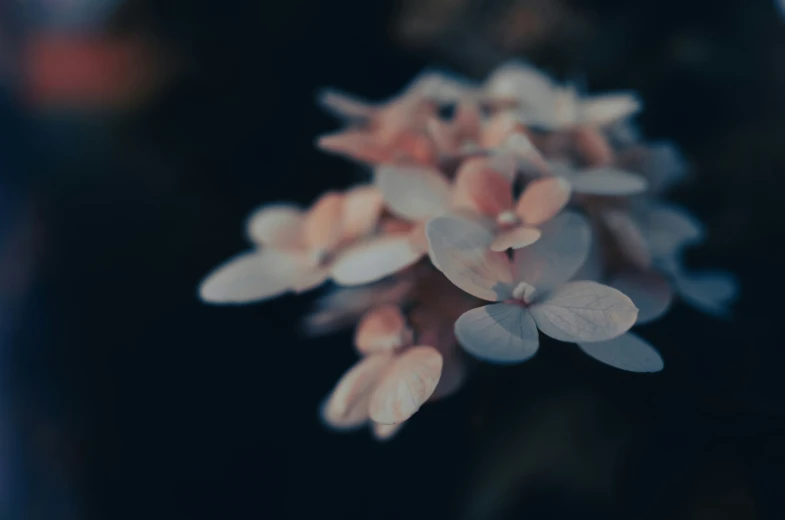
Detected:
[{"left": 2, "top": 0, "right": 785, "bottom": 518}]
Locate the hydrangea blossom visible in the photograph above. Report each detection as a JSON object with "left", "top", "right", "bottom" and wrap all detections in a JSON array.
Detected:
[{"left": 197, "top": 60, "right": 737, "bottom": 440}]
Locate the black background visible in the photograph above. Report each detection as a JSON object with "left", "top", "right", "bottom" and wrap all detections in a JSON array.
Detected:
[{"left": 3, "top": 0, "right": 785, "bottom": 518}]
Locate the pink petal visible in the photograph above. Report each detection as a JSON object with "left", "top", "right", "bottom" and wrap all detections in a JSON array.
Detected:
[
  {"left": 316, "top": 130, "right": 393, "bottom": 164},
  {"left": 303, "top": 192, "right": 346, "bottom": 253},
  {"left": 490, "top": 226, "right": 541, "bottom": 252},
  {"left": 571, "top": 126, "right": 614, "bottom": 167},
  {"left": 355, "top": 305, "right": 412, "bottom": 355},
  {"left": 516, "top": 177, "right": 572, "bottom": 226},
  {"left": 369, "top": 346, "right": 443, "bottom": 425},
  {"left": 454, "top": 100, "right": 482, "bottom": 137},
  {"left": 453, "top": 157, "right": 514, "bottom": 217},
  {"left": 341, "top": 185, "right": 384, "bottom": 241},
  {"left": 480, "top": 112, "right": 525, "bottom": 149},
  {"left": 321, "top": 354, "right": 392, "bottom": 430},
  {"left": 371, "top": 421, "right": 405, "bottom": 441}
]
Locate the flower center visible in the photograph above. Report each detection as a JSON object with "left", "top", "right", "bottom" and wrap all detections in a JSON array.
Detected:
[
  {"left": 496, "top": 210, "right": 519, "bottom": 228},
  {"left": 512, "top": 282, "right": 536, "bottom": 304}
]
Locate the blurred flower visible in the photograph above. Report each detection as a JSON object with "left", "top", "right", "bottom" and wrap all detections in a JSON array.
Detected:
[
  {"left": 19, "top": 33, "right": 167, "bottom": 111},
  {"left": 198, "top": 60, "right": 738, "bottom": 438}
]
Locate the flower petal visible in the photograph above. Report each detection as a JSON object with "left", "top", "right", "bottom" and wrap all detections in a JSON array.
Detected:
[
  {"left": 430, "top": 352, "right": 465, "bottom": 401},
  {"left": 455, "top": 303, "right": 539, "bottom": 363},
  {"left": 601, "top": 209, "right": 651, "bottom": 270},
  {"left": 374, "top": 164, "right": 453, "bottom": 221},
  {"left": 321, "top": 354, "right": 392, "bottom": 430},
  {"left": 530, "top": 281, "right": 638, "bottom": 343},
  {"left": 372, "top": 421, "right": 405, "bottom": 442},
  {"left": 674, "top": 270, "right": 738, "bottom": 317},
  {"left": 245, "top": 204, "right": 304, "bottom": 250},
  {"left": 516, "top": 177, "right": 572, "bottom": 226},
  {"left": 341, "top": 185, "right": 384, "bottom": 241},
  {"left": 318, "top": 88, "right": 374, "bottom": 120},
  {"left": 303, "top": 192, "right": 346, "bottom": 252},
  {"left": 579, "top": 93, "right": 641, "bottom": 126},
  {"left": 453, "top": 158, "right": 514, "bottom": 217},
  {"left": 426, "top": 215, "right": 514, "bottom": 301},
  {"left": 570, "top": 126, "right": 614, "bottom": 166},
  {"left": 317, "top": 130, "right": 393, "bottom": 164},
  {"left": 355, "top": 305, "right": 412, "bottom": 355},
  {"left": 331, "top": 234, "right": 424, "bottom": 286},
  {"left": 198, "top": 249, "right": 296, "bottom": 304},
  {"left": 490, "top": 226, "right": 541, "bottom": 252},
  {"left": 303, "top": 279, "right": 414, "bottom": 336},
  {"left": 291, "top": 265, "right": 331, "bottom": 294},
  {"left": 638, "top": 203, "right": 704, "bottom": 261},
  {"left": 484, "top": 61, "right": 554, "bottom": 119},
  {"left": 369, "top": 346, "right": 443, "bottom": 425},
  {"left": 512, "top": 210, "right": 591, "bottom": 291},
  {"left": 481, "top": 112, "right": 526, "bottom": 149},
  {"left": 610, "top": 271, "right": 672, "bottom": 325},
  {"left": 567, "top": 167, "right": 648, "bottom": 195},
  {"left": 578, "top": 333, "right": 663, "bottom": 372}
]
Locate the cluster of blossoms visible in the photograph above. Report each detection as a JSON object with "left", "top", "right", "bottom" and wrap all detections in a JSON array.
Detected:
[{"left": 198, "top": 61, "right": 737, "bottom": 441}]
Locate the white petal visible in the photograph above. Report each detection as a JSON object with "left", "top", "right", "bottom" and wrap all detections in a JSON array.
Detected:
[
  {"left": 454, "top": 304, "right": 539, "bottom": 364},
  {"left": 530, "top": 281, "right": 638, "bottom": 343},
  {"left": 578, "top": 333, "right": 663, "bottom": 372},
  {"left": 374, "top": 165, "right": 453, "bottom": 221},
  {"left": 321, "top": 354, "right": 392, "bottom": 430},
  {"left": 674, "top": 270, "right": 738, "bottom": 317},
  {"left": 245, "top": 204, "right": 304, "bottom": 249},
  {"left": 610, "top": 272, "right": 673, "bottom": 324},
  {"left": 579, "top": 93, "right": 641, "bottom": 126},
  {"left": 490, "top": 226, "right": 541, "bottom": 252},
  {"left": 512, "top": 210, "right": 591, "bottom": 291},
  {"left": 484, "top": 61, "right": 554, "bottom": 104},
  {"left": 566, "top": 167, "right": 648, "bottom": 195},
  {"left": 369, "top": 346, "right": 443, "bottom": 425},
  {"left": 198, "top": 249, "right": 295, "bottom": 304},
  {"left": 426, "top": 215, "right": 514, "bottom": 301},
  {"left": 331, "top": 235, "right": 424, "bottom": 286}
]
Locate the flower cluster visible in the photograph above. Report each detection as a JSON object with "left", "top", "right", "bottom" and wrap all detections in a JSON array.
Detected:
[{"left": 198, "top": 61, "right": 737, "bottom": 441}]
